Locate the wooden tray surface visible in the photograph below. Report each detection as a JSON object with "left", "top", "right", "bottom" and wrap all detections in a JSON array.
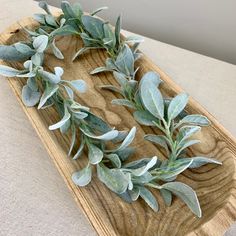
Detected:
[{"left": 1, "top": 17, "right": 236, "bottom": 236}]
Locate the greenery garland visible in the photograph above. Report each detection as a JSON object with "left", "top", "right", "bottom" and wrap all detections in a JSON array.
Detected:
[{"left": 0, "top": 1, "right": 222, "bottom": 217}]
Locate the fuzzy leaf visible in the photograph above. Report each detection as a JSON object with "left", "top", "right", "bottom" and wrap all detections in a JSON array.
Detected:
[
  {"left": 178, "top": 114, "right": 210, "bottom": 127},
  {"left": 133, "top": 110, "right": 156, "bottom": 126},
  {"left": 82, "top": 15, "right": 104, "bottom": 39},
  {"left": 110, "top": 127, "right": 136, "bottom": 152},
  {"left": 33, "top": 35, "right": 48, "bottom": 53},
  {"left": 80, "top": 128, "right": 118, "bottom": 141},
  {"left": 0, "top": 65, "right": 21, "bottom": 77},
  {"left": 38, "top": 84, "right": 59, "bottom": 109},
  {"left": 168, "top": 93, "right": 189, "bottom": 121},
  {"left": 88, "top": 144, "right": 103, "bottom": 164},
  {"left": 131, "top": 156, "right": 157, "bottom": 176},
  {"left": 51, "top": 39, "right": 64, "bottom": 59},
  {"left": 106, "top": 154, "right": 121, "bottom": 168},
  {"left": 115, "top": 45, "right": 134, "bottom": 76},
  {"left": 21, "top": 85, "right": 41, "bottom": 107},
  {"left": 111, "top": 99, "right": 136, "bottom": 109},
  {"left": 97, "top": 164, "right": 129, "bottom": 194},
  {"left": 184, "top": 156, "right": 222, "bottom": 169},
  {"left": 49, "top": 104, "right": 71, "bottom": 130},
  {"left": 139, "top": 187, "right": 158, "bottom": 212},
  {"left": 161, "top": 182, "right": 201, "bottom": 217},
  {"left": 72, "top": 165, "right": 92, "bottom": 187},
  {"left": 160, "top": 189, "right": 172, "bottom": 206},
  {"left": 140, "top": 76, "right": 164, "bottom": 119}
]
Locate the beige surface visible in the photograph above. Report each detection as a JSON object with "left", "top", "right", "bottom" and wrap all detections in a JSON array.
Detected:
[{"left": 0, "top": 0, "right": 235, "bottom": 235}]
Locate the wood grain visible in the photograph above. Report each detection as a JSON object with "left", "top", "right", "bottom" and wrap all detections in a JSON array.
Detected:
[{"left": 0, "top": 17, "right": 236, "bottom": 236}]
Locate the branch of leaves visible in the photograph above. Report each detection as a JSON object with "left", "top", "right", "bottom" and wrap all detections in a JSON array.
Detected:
[
  {"left": 70, "top": 4, "right": 143, "bottom": 65},
  {"left": 77, "top": 153, "right": 203, "bottom": 217}
]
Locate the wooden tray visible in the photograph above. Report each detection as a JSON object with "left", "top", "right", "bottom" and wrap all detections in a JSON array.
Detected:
[{"left": 1, "top": 17, "right": 236, "bottom": 236}]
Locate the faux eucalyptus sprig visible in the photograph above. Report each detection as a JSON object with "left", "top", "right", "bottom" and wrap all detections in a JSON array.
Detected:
[{"left": 0, "top": 1, "right": 222, "bottom": 217}]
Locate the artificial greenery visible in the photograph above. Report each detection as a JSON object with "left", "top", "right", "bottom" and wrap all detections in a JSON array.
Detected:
[{"left": 0, "top": 1, "right": 222, "bottom": 217}]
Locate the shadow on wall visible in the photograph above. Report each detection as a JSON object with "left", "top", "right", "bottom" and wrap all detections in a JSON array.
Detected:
[{"left": 36, "top": 0, "right": 236, "bottom": 65}]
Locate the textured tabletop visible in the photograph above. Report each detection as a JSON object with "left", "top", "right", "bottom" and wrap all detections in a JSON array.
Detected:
[{"left": 0, "top": 0, "right": 235, "bottom": 235}]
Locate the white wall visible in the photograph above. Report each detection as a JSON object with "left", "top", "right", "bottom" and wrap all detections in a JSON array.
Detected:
[{"left": 38, "top": 0, "right": 236, "bottom": 65}]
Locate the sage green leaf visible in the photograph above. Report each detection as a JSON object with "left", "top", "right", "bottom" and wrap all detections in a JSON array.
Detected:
[
  {"left": 115, "top": 147, "right": 135, "bottom": 161},
  {"left": 68, "top": 125, "right": 76, "bottom": 156},
  {"left": 177, "top": 126, "right": 201, "bottom": 145},
  {"left": 160, "top": 189, "right": 172, "bottom": 206},
  {"left": 60, "top": 118, "right": 71, "bottom": 134},
  {"left": 80, "top": 127, "right": 118, "bottom": 141},
  {"left": 31, "top": 52, "right": 44, "bottom": 66},
  {"left": 50, "top": 25, "right": 78, "bottom": 37},
  {"left": 61, "top": 0, "right": 76, "bottom": 19},
  {"left": 69, "top": 80, "right": 87, "bottom": 93},
  {"left": 115, "top": 45, "right": 134, "bottom": 76},
  {"left": 185, "top": 156, "right": 222, "bottom": 168},
  {"left": 112, "top": 130, "right": 128, "bottom": 143},
  {"left": 0, "top": 65, "right": 21, "bottom": 77},
  {"left": 140, "top": 71, "right": 162, "bottom": 87},
  {"left": 97, "top": 164, "right": 129, "bottom": 194},
  {"left": 49, "top": 104, "right": 71, "bottom": 130},
  {"left": 154, "top": 158, "right": 193, "bottom": 180},
  {"left": 82, "top": 15, "right": 104, "bottom": 39},
  {"left": 168, "top": 93, "right": 189, "bottom": 121},
  {"left": 118, "top": 191, "right": 132, "bottom": 203},
  {"left": 129, "top": 187, "right": 140, "bottom": 201},
  {"left": 72, "top": 165, "right": 92, "bottom": 186},
  {"left": 131, "top": 156, "right": 157, "bottom": 176},
  {"left": 33, "top": 13, "right": 46, "bottom": 24},
  {"left": 21, "top": 85, "right": 41, "bottom": 107},
  {"left": 64, "top": 85, "right": 74, "bottom": 99},
  {"left": 27, "top": 77, "right": 38, "bottom": 91},
  {"left": 132, "top": 172, "right": 153, "bottom": 185},
  {"left": 111, "top": 127, "right": 136, "bottom": 152},
  {"left": 103, "top": 24, "right": 115, "bottom": 47},
  {"left": 133, "top": 110, "right": 156, "bottom": 126},
  {"left": 91, "top": 6, "right": 108, "bottom": 16},
  {"left": 72, "top": 47, "right": 91, "bottom": 61},
  {"left": 111, "top": 99, "right": 136, "bottom": 109},
  {"left": 33, "top": 35, "right": 48, "bottom": 53},
  {"left": 139, "top": 187, "right": 158, "bottom": 212},
  {"left": 161, "top": 182, "right": 202, "bottom": 217},
  {"left": 45, "top": 15, "right": 58, "bottom": 27},
  {"left": 113, "top": 71, "right": 127, "bottom": 87},
  {"left": 39, "top": 1, "right": 51, "bottom": 15},
  {"left": 38, "top": 69, "right": 61, "bottom": 84},
  {"left": 176, "top": 140, "right": 200, "bottom": 156},
  {"left": 0, "top": 45, "right": 33, "bottom": 61},
  {"left": 73, "top": 111, "right": 88, "bottom": 120},
  {"left": 73, "top": 137, "right": 85, "bottom": 160},
  {"left": 14, "top": 43, "right": 35, "bottom": 55},
  {"left": 124, "top": 157, "right": 161, "bottom": 169},
  {"left": 88, "top": 144, "right": 103, "bottom": 164},
  {"left": 178, "top": 114, "right": 210, "bottom": 127},
  {"left": 115, "top": 16, "right": 121, "bottom": 47},
  {"left": 72, "top": 2, "right": 83, "bottom": 18},
  {"left": 144, "top": 134, "right": 169, "bottom": 152},
  {"left": 84, "top": 112, "right": 111, "bottom": 133},
  {"left": 106, "top": 154, "right": 121, "bottom": 168},
  {"left": 90, "top": 66, "right": 111, "bottom": 75},
  {"left": 51, "top": 39, "right": 64, "bottom": 59},
  {"left": 38, "top": 84, "right": 59, "bottom": 109},
  {"left": 140, "top": 77, "right": 164, "bottom": 119}
]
